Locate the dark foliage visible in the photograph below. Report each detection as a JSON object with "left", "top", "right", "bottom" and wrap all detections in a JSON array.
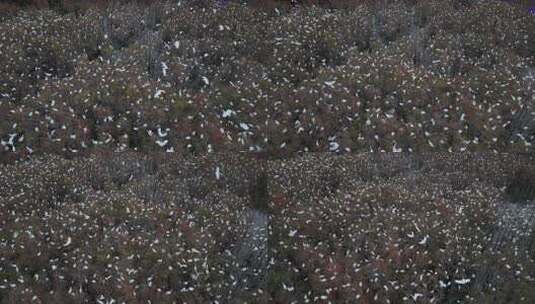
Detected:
[
  {"left": 1, "top": 1, "right": 535, "bottom": 303},
  {"left": 1, "top": 0, "right": 534, "bottom": 163},
  {"left": 2, "top": 153, "right": 533, "bottom": 303},
  {"left": 506, "top": 167, "right": 535, "bottom": 203}
]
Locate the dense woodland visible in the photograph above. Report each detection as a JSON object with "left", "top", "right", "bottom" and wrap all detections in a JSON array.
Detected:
[
  {"left": 1, "top": 153, "right": 535, "bottom": 303},
  {"left": 1, "top": 1, "right": 535, "bottom": 303},
  {"left": 0, "top": 0, "right": 534, "bottom": 162}
]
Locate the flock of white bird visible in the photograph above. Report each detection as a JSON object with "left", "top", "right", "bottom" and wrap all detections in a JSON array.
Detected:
[
  {"left": 0, "top": 0, "right": 534, "bottom": 303},
  {"left": 0, "top": 1, "right": 534, "bottom": 161},
  {"left": 1, "top": 153, "right": 534, "bottom": 303}
]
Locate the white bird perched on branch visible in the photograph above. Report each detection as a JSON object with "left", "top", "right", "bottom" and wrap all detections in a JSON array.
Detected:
[{"left": 454, "top": 278, "right": 471, "bottom": 285}]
